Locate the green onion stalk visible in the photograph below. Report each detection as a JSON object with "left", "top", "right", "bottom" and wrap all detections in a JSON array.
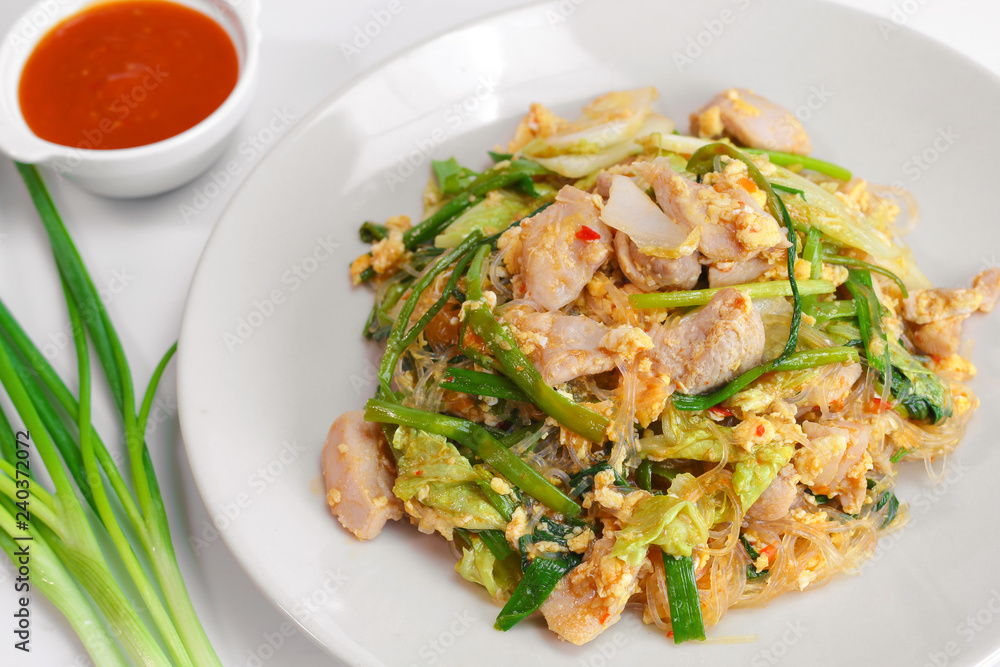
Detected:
[{"left": 0, "top": 164, "right": 221, "bottom": 665}]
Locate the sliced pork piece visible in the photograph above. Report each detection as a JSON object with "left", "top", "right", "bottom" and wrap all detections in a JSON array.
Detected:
[
  {"left": 901, "top": 269, "right": 1000, "bottom": 357},
  {"left": 649, "top": 288, "right": 765, "bottom": 394},
  {"left": 795, "top": 421, "right": 872, "bottom": 514},
  {"left": 708, "top": 257, "right": 770, "bottom": 287},
  {"left": 518, "top": 185, "right": 612, "bottom": 311},
  {"left": 637, "top": 158, "right": 786, "bottom": 263},
  {"left": 911, "top": 317, "right": 965, "bottom": 358},
  {"left": 539, "top": 532, "right": 645, "bottom": 645},
  {"left": 690, "top": 88, "right": 812, "bottom": 155},
  {"left": 973, "top": 267, "right": 1000, "bottom": 312},
  {"left": 503, "top": 305, "right": 615, "bottom": 385},
  {"left": 322, "top": 411, "right": 403, "bottom": 540},
  {"left": 747, "top": 463, "right": 800, "bottom": 522},
  {"left": 614, "top": 231, "right": 701, "bottom": 292}
]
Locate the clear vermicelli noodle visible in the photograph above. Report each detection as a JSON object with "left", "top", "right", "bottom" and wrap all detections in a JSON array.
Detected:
[{"left": 321, "top": 86, "right": 1000, "bottom": 647}]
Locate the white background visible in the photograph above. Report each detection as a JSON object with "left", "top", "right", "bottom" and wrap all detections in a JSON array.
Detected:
[{"left": 0, "top": 0, "right": 999, "bottom": 665}]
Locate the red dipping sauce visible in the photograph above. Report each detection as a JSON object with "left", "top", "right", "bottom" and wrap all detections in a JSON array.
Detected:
[{"left": 19, "top": 0, "right": 239, "bottom": 150}]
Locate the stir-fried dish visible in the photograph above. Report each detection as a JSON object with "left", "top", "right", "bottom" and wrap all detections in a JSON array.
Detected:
[{"left": 322, "top": 87, "right": 998, "bottom": 645}]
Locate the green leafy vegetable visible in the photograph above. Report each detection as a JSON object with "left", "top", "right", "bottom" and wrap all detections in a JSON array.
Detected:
[
  {"left": 433, "top": 157, "right": 480, "bottom": 195},
  {"left": 844, "top": 269, "right": 951, "bottom": 423},
  {"left": 732, "top": 442, "right": 795, "bottom": 511},
  {"left": 823, "top": 249, "right": 909, "bottom": 298},
  {"left": 404, "top": 159, "right": 549, "bottom": 249},
  {"left": 365, "top": 400, "right": 581, "bottom": 516},
  {"left": 611, "top": 474, "right": 721, "bottom": 566},
  {"left": 391, "top": 427, "right": 507, "bottom": 530},
  {"left": 456, "top": 533, "right": 520, "bottom": 600},
  {"left": 434, "top": 185, "right": 555, "bottom": 248}
]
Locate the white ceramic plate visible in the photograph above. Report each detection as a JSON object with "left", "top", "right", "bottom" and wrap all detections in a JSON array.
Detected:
[{"left": 178, "top": 1, "right": 1000, "bottom": 665}]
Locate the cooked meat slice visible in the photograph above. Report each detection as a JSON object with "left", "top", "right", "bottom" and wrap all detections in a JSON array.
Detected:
[
  {"left": 649, "top": 288, "right": 765, "bottom": 393},
  {"left": 747, "top": 463, "right": 800, "bottom": 521},
  {"left": 503, "top": 305, "right": 614, "bottom": 386},
  {"left": 690, "top": 88, "right": 812, "bottom": 155},
  {"left": 708, "top": 257, "right": 770, "bottom": 287},
  {"left": 973, "top": 267, "right": 1000, "bottom": 312},
  {"left": 539, "top": 532, "right": 645, "bottom": 645},
  {"left": 614, "top": 231, "right": 701, "bottom": 292},
  {"left": 912, "top": 316, "right": 965, "bottom": 358},
  {"left": 322, "top": 411, "right": 403, "bottom": 540},
  {"left": 637, "top": 158, "right": 786, "bottom": 263},
  {"left": 796, "top": 421, "right": 872, "bottom": 514},
  {"left": 901, "top": 270, "right": 1000, "bottom": 357},
  {"left": 518, "top": 185, "right": 613, "bottom": 311}
]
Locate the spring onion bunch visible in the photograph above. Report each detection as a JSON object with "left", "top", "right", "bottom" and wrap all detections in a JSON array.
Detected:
[{"left": 0, "top": 164, "right": 219, "bottom": 666}]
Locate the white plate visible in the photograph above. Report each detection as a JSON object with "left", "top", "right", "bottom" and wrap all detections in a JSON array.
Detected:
[{"left": 178, "top": 1, "right": 1000, "bottom": 665}]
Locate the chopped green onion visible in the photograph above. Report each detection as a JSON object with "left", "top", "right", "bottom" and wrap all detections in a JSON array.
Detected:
[
  {"left": 495, "top": 556, "right": 574, "bottom": 631},
  {"left": 630, "top": 279, "right": 833, "bottom": 310},
  {"left": 771, "top": 182, "right": 806, "bottom": 199},
  {"left": 442, "top": 368, "right": 530, "bottom": 402},
  {"left": 662, "top": 553, "right": 705, "bottom": 643},
  {"left": 740, "top": 535, "right": 769, "bottom": 580},
  {"left": 744, "top": 148, "right": 852, "bottom": 181},
  {"left": 359, "top": 221, "right": 387, "bottom": 243},
  {"left": 800, "top": 227, "right": 824, "bottom": 315},
  {"left": 637, "top": 460, "right": 653, "bottom": 491},
  {"left": 814, "top": 300, "right": 858, "bottom": 322},
  {"left": 890, "top": 448, "right": 909, "bottom": 464},
  {"left": 479, "top": 528, "right": 517, "bottom": 561},
  {"left": 822, "top": 250, "right": 909, "bottom": 298},
  {"left": 377, "top": 232, "right": 483, "bottom": 395}
]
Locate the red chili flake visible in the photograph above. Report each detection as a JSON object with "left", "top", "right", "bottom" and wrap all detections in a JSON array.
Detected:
[
  {"left": 869, "top": 397, "right": 890, "bottom": 412},
  {"left": 755, "top": 424, "right": 766, "bottom": 437},
  {"left": 738, "top": 176, "right": 758, "bottom": 193},
  {"left": 575, "top": 225, "right": 601, "bottom": 241},
  {"left": 761, "top": 542, "right": 778, "bottom": 561},
  {"left": 599, "top": 610, "right": 611, "bottom": 625},
  {"left": 666, "top": 630, "right": 674, "bottom": 638},
  {"left": 415, "top": 470, "right": 423, "bottom": 476},
  {"left": 709, "top": 406, "right": 733, "bottom": 417}
]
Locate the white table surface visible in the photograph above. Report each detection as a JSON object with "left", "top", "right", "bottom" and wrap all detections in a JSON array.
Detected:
[{"left": 1, "top": 1, "right": 999, "bottom": 665}]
